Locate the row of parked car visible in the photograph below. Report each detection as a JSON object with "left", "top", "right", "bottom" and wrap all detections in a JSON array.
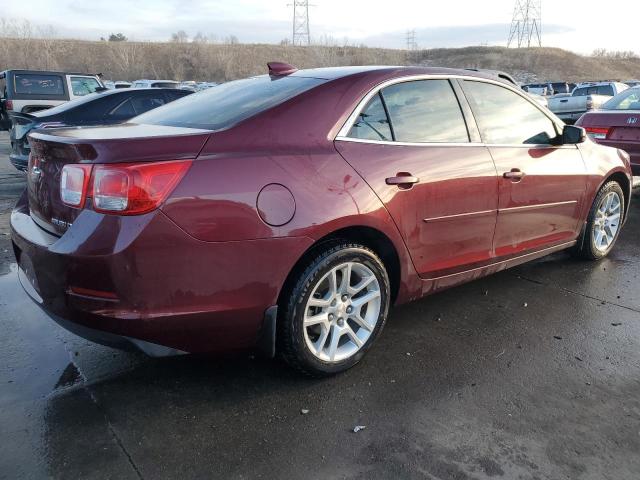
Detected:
[
  {"left": 523, "top": 80, "right": 639, "bottom": 124},
  {"left": 104, "top": 79, "right": 218, "bottom": 92},
  {"left": 0, "top": 69, "right": 220, "bottom": 170}
]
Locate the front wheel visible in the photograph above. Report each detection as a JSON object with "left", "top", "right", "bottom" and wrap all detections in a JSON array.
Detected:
[
  {"left": 279, "top": 242, "right": 390, "bottom": 377},
  {"left": 574, "top": 181, "right": 625, "bottom": 260}
]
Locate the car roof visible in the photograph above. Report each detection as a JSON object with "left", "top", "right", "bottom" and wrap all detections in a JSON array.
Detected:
[
  {"left": 288, "top": 65, "right": 511, "bottom": 84},
  {"left": 0, "top": 69, "right": 99, "bottom": 77}
]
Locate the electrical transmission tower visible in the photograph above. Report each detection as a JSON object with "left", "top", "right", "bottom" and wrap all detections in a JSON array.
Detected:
[
  {"left": 406, "top": 30, "right": 418, "bottom": 51},
  {"left": 291, "top": 0, "right": 311, "bottom": 46},
  {"left": 507, "top": 0, "right": 542, "bottom": 48}
]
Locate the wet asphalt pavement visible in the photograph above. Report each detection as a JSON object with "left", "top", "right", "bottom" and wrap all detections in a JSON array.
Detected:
[{"left": 1, "top": 130, "right": 640, "bottom": 479}]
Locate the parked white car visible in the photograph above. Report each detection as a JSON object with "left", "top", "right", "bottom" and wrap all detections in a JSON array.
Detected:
[
  {"left": 131, "top": 79, "right": 179, "bottom": 89},
  {"left": 104, "top": 80, "right": 132, "bottom": 89}
]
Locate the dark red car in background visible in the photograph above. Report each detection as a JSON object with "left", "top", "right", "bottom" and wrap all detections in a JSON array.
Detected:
[
  {"left": 577, "top": 87, "right": 640, "bottom": 175},
  {"left": 11, "top": 64, "right": 633, "bottom": 376}
]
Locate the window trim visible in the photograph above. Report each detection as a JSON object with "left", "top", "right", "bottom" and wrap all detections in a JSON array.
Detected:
[{"left": 335, "top": 74, "right": 568, "bottom": 148}]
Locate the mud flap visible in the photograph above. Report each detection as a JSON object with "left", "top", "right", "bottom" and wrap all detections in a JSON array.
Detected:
[{"left": 257, "top": 305, "right": 278, "bottom": 358}]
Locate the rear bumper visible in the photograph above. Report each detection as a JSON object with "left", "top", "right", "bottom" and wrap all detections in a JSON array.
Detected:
[{"left": 10, "top": 191, "right": 313, "bottom": 355}]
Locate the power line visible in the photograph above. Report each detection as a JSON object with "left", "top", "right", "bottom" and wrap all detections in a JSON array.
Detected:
[{"left": 507, "top": 0, "right": 542, "bottom": 48}]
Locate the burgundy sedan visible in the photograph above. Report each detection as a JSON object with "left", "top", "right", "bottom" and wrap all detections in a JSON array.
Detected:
[
  {"left": 11, "top": 64, "right": 633, "bottom": 376},
  {"left": 576, "top": 87, "right": 640, "bottom": 175}
]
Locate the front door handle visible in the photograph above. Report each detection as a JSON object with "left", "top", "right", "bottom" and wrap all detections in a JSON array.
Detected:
[
  {"left": 503, "top": 168, "right": 525, "bottom": 181},
  {"left": 386, "top": 173, "right": 419, "bottom": 189}
]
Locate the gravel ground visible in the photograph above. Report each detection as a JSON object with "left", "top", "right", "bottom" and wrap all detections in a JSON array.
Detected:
[{"left": 1, "top": 130, "right": 639, "bottom": 480}]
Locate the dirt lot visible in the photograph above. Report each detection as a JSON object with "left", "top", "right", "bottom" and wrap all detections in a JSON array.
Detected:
[{"left": 1, "top": 130, "right": 639, "bottom": 480}]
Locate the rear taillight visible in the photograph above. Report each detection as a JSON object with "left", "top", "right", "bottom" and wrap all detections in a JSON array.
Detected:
[
  {"left": 61, "top": 164, "right": 92, "bottom": 207},
  {"left": 584, "top": 127, "right": 611, "bottom": 140},
  {"left": 60, "top": 160, "right": 191, "bottom": 215},
  {"left": 5, "top": 100, "right": 13, "bottom": 110},
  {"left": 92, "top": 161, "right": 191, "bottom": 214}
]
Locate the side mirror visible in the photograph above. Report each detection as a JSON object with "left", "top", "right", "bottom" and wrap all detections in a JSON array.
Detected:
[{"left": 562, "top": 125, "right": 587, "bottom": 145}]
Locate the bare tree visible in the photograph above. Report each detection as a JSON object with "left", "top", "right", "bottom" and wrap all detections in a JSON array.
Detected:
[{"left": 171, "top": 31, "right": 189, "bottom": 43}]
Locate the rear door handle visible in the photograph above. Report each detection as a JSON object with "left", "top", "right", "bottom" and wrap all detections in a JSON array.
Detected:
[
  {"left": 503, "top": 168, "right": 525, "bottom": 181},
  {"left": 386, "top": 173, "right": 419, "bottom": 189}
]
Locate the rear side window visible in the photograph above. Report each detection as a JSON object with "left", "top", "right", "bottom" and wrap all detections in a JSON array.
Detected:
[
  {"left": 14, "top": 74, "right": 64, "bottom": 95},
  {"left": 573, "top": 85, "right": 615, "bottom": 97},
  {"left": 463, "top": 80, "right": 557, "bottom": 145},
  {"left": 131, "top": 94, "right": 166, "bottom": 114},
  {"left": 133, "top": 75, "right": 325, "bottom": 130},
  {"left": 381, "top": 80, "right": 469, "bottom": 143},
  {"left": 71, "top": 77, "right": 101, "bottom": 96},
  {"left": 109, "top": 98, "right": 136, "bottom": 117},
  {"left": 347, "top": 93, "right": 392, "bottom": 141}
]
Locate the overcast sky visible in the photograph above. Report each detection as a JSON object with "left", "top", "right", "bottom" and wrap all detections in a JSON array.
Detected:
[{"left": 2, "top": 0, "right": 636, "bottom": 53}]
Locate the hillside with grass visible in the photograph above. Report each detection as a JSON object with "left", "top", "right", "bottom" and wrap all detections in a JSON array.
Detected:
[{"left": 0, "top": 37, "right": 638, "bottom": 83}]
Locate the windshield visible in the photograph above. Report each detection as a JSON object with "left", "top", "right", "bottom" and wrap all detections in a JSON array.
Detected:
[
  {"left": 602, "top": 88, "right": 640, "bottom": 110},
  {"left": 133, "top": 75, "right": 325, "bottom": 130}
]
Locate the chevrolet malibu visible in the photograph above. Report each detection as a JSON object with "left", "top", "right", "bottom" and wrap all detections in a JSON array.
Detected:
[{"left": 11, "top": 64, "right": 633, "bottom": 376}]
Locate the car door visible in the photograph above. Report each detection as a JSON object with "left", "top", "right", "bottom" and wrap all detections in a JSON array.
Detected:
[
  {"left": 335, "top": 78, "right": 499, "bottom": 279},
  {"left": 460, "top": 79, "right": 587, "bottom": 258}
]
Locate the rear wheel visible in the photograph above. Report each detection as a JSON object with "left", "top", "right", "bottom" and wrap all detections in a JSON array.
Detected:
[
  {"left": 279, "top": 242, "right": 390, "bottom": 377},
  {"left": 575, "top": 181, "right": 625, "bottom": 260}
]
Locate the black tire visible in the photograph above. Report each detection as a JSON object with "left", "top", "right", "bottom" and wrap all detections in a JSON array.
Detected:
[
  {"left": 574, "top": 181, "right": 625, "bottom": 260},
  {"left": 279, "top": 242, "right": 391, "bottom": 377}
]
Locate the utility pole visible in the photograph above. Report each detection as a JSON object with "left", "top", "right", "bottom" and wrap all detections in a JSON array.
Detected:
[
  {"left": 507, "top": 0, "right": 542, "bottom": 48},
  {"left": 291, "top": 0, "right": 311, "bottom": 46}
]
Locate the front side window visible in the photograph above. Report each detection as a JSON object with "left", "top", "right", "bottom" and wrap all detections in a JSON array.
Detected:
[
  {"left": 602, "top": 89, "right": 640, "bottom": 110},
  {"left": 463, "top": 80, "right": 557, "bottom": 145},
  {"left": 14, "top": 74, "right": 64, "bottom": 95},
  {"left": 71, "top": 77, "right": 101, "bottom": 96},
  {"left": 347, "top": 93, "right": 392, "bottom": 141},
  {"left": 381, "top": 80, "right": 469, "bottom": 143}
]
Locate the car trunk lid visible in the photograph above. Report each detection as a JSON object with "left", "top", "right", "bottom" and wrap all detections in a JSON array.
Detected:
[
  {"left": 26, "top": 123, "right": 211, "bottom": 236},
  {"left": 581, "top": 111, "right": 640, "bottom": 155}
]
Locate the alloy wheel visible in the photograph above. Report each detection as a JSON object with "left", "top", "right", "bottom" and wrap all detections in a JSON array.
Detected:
[
  {"left": 592, "top": 191, "right": 621, "bottom": 252},
  {"left": 302, "top": 262, "right": 381, "bottom": 363}
]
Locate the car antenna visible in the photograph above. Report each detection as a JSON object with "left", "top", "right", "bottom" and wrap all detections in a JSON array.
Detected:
[{"left": 267, "top": 62, "right": 298, "bottom": 76}]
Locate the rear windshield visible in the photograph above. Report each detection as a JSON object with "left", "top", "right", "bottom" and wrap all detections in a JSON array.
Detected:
[
  {"left": 133, "top": 75, "right": 325, "bottom": 130},
  {"left": 14, "top": 74, "right": 64, "bottom": 95},
  {"left": 33, "top": 91, "right": 110, "bottom": 117},
  {"left": 602, "top": 88, "right": 640, "bottom": 110},
  {"left": 573, "top": 85, "right": 614, "bottom": 97}
]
